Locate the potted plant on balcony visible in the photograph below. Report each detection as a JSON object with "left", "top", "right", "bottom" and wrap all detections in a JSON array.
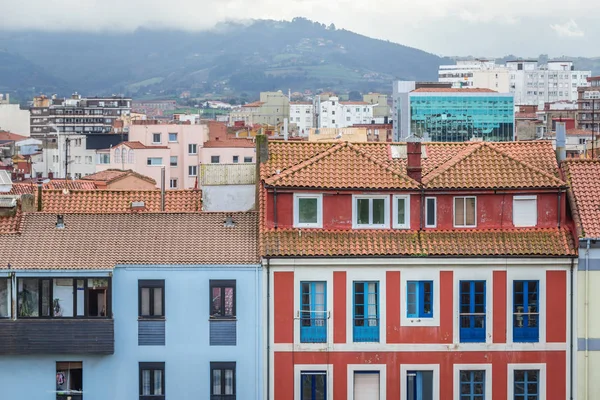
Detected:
[
  {"left": 53, "top": 298, "right": 62, "bottom": 317},
  {"left": 18, "top": 287, "right": 35, "bottom": 317}
]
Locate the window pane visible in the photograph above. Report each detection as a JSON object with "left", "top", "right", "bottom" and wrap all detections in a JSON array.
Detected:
[
  {"left": 212, "top": 287, "right": 222, "bottom": 316},
  {"left": 397, "top": 198, "right": 406, "bottom": 225},
  {"left": 41, "top": 280, "right": 51, "bottom": 317},
  {"left": 224, "top": 287, "right": 234, "bottom": 316},
  {"left": 455, "top": 198, "right": 465, "bottom": 226},
  {"left": 213, "top": 369, "right": 222, "bottom": 395},
  {"left": 76, "top": 280, "right": 85, "bottom": 316},
  {"left": 225, "top": 369, "right": 234, "bottom": 395},
  {"left": 141, "top": 288, "right": 150, "bottom": 315},
  {"left": 19, "top": 279, "right": 39, "bottom": 317},
  {"left": 357, "top": 199, "right": 370, "bottom": 224},
  {"left": 153, "top": 288, "right": 163, "bottom": 316},
  {"left": 0, "top": 279, "right": 10, "bottom": 317},
  {"left": 142, "top": 370, "right": 151, "bottom": 395},
  {"left": 466, "top": 198, "right": 476, "bottom": 225},
  {"left": 53, "top": 279, "right": 74, "bottom": 317},
  {"left": 299, "top": 198, "right": 318, "bottom": 224},
  {"left": 426, "top": 198, "right": 436, "bottom": 226},
  {"left": 372, "top": 199, "right": 385, "bottom": 224},
  {"left": 154, "top": 369, "right": 163, "bottom": 395}
]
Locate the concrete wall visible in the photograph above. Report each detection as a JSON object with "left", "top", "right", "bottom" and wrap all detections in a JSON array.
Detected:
[
  {"left": 202, "top": 185, "right": 256, "bottom": 212},
  {"left": 0, "top": 104, "right": 30, "bottom": 135},
  {"left": 200, "top": 147, "right": 255, "bottom": 164},
  {"left": 0, "top": 265, "right": 263, "bottom": 400},
  {"left": 107, "top": 175, "right": 156, "bottom": 190}
]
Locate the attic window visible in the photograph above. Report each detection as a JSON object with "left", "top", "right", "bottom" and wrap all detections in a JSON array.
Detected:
[
  {"left": 224, "top": 216, "right": 236, "bottom": 228},
  {"left": 56, "top": 215, "right": 65, "bottom": 229},
  {"left": 131, "top": 201, "right": 145, "bottom": 211}
]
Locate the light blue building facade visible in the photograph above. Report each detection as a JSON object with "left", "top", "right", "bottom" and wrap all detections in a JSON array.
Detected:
[{"left": 0, "top": 212, "right": 262, "bottom": 400}]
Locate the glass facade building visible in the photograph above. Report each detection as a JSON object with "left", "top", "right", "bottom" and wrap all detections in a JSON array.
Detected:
[{"left": 409, "top": 93, "right": 514, "bottom": 142}]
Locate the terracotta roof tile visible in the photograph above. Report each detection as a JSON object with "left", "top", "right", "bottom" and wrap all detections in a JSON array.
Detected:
[
  {"left": 262, "top": 228, "right": 575, "bottom": 257},
  {"left": 422, "top": 142, "right": 565, "bottom": 189},
  {"left": 0, "top": 131, "right": 28, "bottom": 141},
  {"left": 0, "top": 212, "right": 259, "bottom": 269},
  {"left": 562, "top": 159, "right": 600, "bottom": 238},
  {"left": 44, "top": 180, "right": 99, "bottom": 190},
  {"left": 41, "top": 189, "right": 202, "bottom": 213},
  {"left": 264, "top": 142, "right": 419, "bottom": 189},
  {"left": 82, "top": 169, "right": 156, "bottom": 185},
  {"left": 120, "top": 141, "right": 169, "bottom": 150},
  {"left": 203, "top": 139, "right": 255, "bottom": 148},
  {"left": 242, "top": 101, "right": 264, "bottom": 108},
  {"left": 0, "top": 209, "right": 22, "bottom": 234}
]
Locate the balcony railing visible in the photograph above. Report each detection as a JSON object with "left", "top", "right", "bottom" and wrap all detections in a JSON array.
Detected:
[
  {"left": 459, "top": 314, "right": 486, "bottom": 342},
  {"left": 353, "top": 318, "right": 379, "bottom": 342},
  {"left": 300, "top": 312, "right": 327, "bottom": 343},
  {"left": 0, "top": 319, "right": 114, "bottom": 355}
]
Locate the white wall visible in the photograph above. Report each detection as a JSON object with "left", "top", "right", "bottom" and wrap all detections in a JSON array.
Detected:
[
  {"left": 0, "top": 104, "right": 30, "bottom": 135},
  {"left": 201, "top": 185, "right": 256, "bottom": 212}
]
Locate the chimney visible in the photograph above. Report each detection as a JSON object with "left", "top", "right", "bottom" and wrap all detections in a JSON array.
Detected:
[
  {"left": 556, "top": 121, "right": 566, "bottom": 162},
  {"left": 283, "top": 118, "right": 289, "bottom": 141},
  {"left": 406, "top": 139, "right": 422, "bottom": 183},
  {"left": 48, "top": 171, "right": 54, "bottom": 179}
]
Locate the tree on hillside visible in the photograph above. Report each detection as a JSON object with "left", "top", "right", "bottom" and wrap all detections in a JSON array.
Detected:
[{"left": 348, "top": 90, "right": 362, "bottom": 101}]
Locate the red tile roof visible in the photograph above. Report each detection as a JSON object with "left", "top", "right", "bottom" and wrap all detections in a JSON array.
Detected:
[
  {"left": 242, "top": 101, "right": 264, "bottom": 108},
  {"left": 262, "top": 228, "right": 575, "bottom": 257},
  {"left": 41, "top": 189, "right": 202, "bottom": 213},
  {"left": 82, "top": 169, "right": 156, "bottom": 185},
  {"left": 261, "top": 141, "right": 563, "bottom": 190},
  {"left": 0, "top": 209, "right": 23, "bottom": 234},
  {"left": 264, "top": 141, "right": 418, "bottom": 189},
  {"left": 120, "top": 141, "right": 169, "bottom": 150},
  {"left": 203, "top": 138, "right": 255, "bottom": 148},
  {"left": 0, "top": 131, "right": 28, "bottom": 141},
  {"left": 0, "top": 212, "right": 259, "bottom": 269},
  {"left": 567, "top": 129, "right": 594, "bottom": 136},
  {"left": 412, "top": 88, "right": 497, "bottom": 93},
  {"left": 8, "top": 180, "right": 98, "bottom": 195},
  {"left": 562, "top": 159, "right": 600, "bottom": 238}
]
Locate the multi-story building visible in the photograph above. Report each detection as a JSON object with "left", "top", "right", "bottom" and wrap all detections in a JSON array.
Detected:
[
  {"left": 363, "top": 93, "right": 390, "bottom": 120},
  {"left": 259, "top": 138, "right": 576, "bottom": 399},
  {"left": 96, "top": 121, "right": 208, "bottom": 189},
  {"left": 30, "top": 93, "right": 131, "bottom": 138},
  {"left": 229, "top": 91, "right": 290, "bottom": 127},
  {"left": 439, "top": 60, "right": 590, "bottom": 105},
  {"left": 0, "top": 93, "right": 30, "bottom": 135},
  {"left": 562, "top": 159, "right": 600, "bottom": 400},
  {"left": 290, "top": 102, "right": 314, "bottom": 136},
  {"left": 0, "top": 191, "right": 261, "bottom": 400},
  {"left": 132, "top": 99, "right": 177, "bottom": 114},
  {"left": 576, "top": 76, "right": 600, "bottom": 132},
  {"left": 317, "top": 96, "right": 374, "bottom": 128},
  {"left": 392, "top": 82, "right": 515, "bottom": 141}
]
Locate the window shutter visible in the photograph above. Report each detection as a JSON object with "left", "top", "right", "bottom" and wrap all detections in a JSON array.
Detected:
[
  {"left": 354, "top": 372, "right": 380, "bottom": 400},
  {"left": 513, "top": 197, "right": 537, "bottom": 227}
]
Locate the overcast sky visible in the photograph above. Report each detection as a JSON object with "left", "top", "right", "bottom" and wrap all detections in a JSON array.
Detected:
[{"left": 1, "top": 0, "right": 598, "bottom": 57}]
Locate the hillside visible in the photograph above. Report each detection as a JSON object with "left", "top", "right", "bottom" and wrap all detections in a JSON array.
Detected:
[{"left": 0, "top": 18, "right": 450, "bottom": 98}]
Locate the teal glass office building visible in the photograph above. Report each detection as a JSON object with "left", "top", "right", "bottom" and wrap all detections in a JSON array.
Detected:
[{"left": 409, "top": 93, "right": 514, "bottom": 142}]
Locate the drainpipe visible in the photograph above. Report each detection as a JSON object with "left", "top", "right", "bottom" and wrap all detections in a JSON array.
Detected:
[
  {"left": 420, "top": 188, "right": 425, "bottom": 230},
  {"left": 558, "top": 190, "right": 562, "bottom": 228},
  {"left": 266, "top": 258, "right": 271, "bottom": 400},
  {"left": 585, "top": 239, "right": 590, "bottom": 400},
  {"left": 10, "top": 271, "right": 16, "bottom": 320},
  {"left": 273, "top": 188, "right": 278, "bottom": 229},
  {"left": 570, "top": 257, "right": 574, "bottom": 400}
]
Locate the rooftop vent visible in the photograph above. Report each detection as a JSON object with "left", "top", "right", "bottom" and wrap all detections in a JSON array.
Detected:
[
  {"left": 55, "top": 215, "right": 65, "bottom": 229},
  {"left": 130, "top": 201, "right": 146, "bottom": 211},
  {"left": 390, "top": 144, "right": 428, "bottom": 159},
  {"left": 224, "top": 216, "right": 236, "bottom": 228}
]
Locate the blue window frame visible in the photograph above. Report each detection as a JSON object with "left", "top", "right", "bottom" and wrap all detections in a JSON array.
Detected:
[
  {"left": 407, "top": 281, "right": 433, "bottom": 318},
  {"left": 460, "top": 370, "right": 485, "bottom": 400},
  {"left": 513, "top": 280, "right": 539, "bottom": 342},
  {"left": 407, "top": 370, "right": 434, "bottom": 400},
  {"left": 514, "top": 370, "right": 539, "bottom": 400},
  {"left": 300, "top": 282, "right": 327, "bottom": 343},
  {"left": 460, "top": 281, "right": 486, "bottom": 343},
  {"left": 301, "top": 371, "right": 327, "bottom": 400},
  {"left": 353, "top": 281, "right": 379, "bottom": 342}
]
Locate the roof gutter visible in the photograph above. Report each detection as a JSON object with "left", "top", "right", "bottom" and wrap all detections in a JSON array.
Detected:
[{"left": 260, "top": 254, "right": 576, "bottom": 259}]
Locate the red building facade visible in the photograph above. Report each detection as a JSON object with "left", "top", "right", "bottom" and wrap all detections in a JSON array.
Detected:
[{"left": 259, "top": 140, "right": 577, "bottom": 400}]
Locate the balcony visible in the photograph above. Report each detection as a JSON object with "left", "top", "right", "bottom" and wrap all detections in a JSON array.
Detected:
[
  {"left": 353, "top": 318, "right": 379, "bottom": 342},
  {"left": 300, "top": 314, "right": 327, "bottom": 343},
  {"left": 0, "top": 319, "right": 114, "bottom": 355}
]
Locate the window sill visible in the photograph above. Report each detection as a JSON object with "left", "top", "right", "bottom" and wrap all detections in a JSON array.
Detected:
[
  {"left": 453, "top": 225, "right": 477, "bottom": 229},
  {"left": 138, "top": 317, "right": 166, "bottom": 321},
  {"left": 352, "top": 225, "right": 389, "bottom": 229},
  {"left": 209, "top": 316, "right": 237, "bottom": 321}
]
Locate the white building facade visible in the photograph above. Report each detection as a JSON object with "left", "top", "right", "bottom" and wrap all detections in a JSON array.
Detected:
[
  {"left": 0, "top": 94, "right": 30, "bottom": 135},
  {"left": 289, "top": 102, "right": 314, "bottom": 136},
  {"left": 30, "top": 134, "right": 97, "bottom": 179},
  {"left": 438, "top": 59, "right": 499, "bottom": 88},
  {"left": 317, "top": 97, "right": 373, "bottom": 129}
]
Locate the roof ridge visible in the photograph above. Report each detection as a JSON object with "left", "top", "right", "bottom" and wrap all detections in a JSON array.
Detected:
[
  {"left": 489, "top": 143, "right": 566, "bottom": 186},
  {"left": 262, "top": 142, "right": 340, "bottom": 181},
  {"left": 347, "top": 142, "right": 418, "bottom": 186}
]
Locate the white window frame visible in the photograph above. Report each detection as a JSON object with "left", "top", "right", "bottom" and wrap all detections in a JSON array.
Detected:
[
  {"left": 188, "top": 143, "right": 198, "bottom": 155},
  {"left": 507, "top": 363, "right": 546, "bottom": 400},
  {"left": 294, "top": 364, "right": 334, "bottom": 400},
  {"left": 400, "top": 269, "right": 440, "bottom": 327},
  {"left": 152, "top": 133, "right": 161, "bottom": 144},
  {"left": 147, "top": 157, "right": 163, "bottom": 166},
  {"left": 425, "top": 197, "right": 437, "bottom": 228},
  {"left": 513, "top": 195, "right": 537, "bottom": 227},
  {"left": 168, "top": 132, "right": 178, "bottom": 143},
  {"left": 293, "top": 193, "right": 323, "bottom": 228},
  {"left": 399, "top": 364, "right": 440, "bottom": 400},
  {"left": 453, "top": 196, "right": 477, "bottom": 228},
  {"left": 453, "top": 364, "right": 492, "bottom": 400},
  {"left": 188, "top": 165, "right": 198, "bottom": 177},
  {"left": 392, "top": 195, "right": 410, "bottom": 229},
  {"left": 348, "top": 364, "right": 386, "bottom": 400},
  {"left": 169, "top": 178, "right": 178, "bottom": 189},
  {"left": 352, "top": 195, "right": 390, "bottom": 229}
]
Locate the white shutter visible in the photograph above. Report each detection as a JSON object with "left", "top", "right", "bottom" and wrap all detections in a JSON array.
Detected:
[
  {"left": 354, "top": 372, "right": 380, "bottom": 400},
  {"left": 513, "top": 196, "right": 537, "bottom": 227}
]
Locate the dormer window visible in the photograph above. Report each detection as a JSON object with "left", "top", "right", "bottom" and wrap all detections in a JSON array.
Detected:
[
  {"left": 513, "top": 195, "right": 537, "bottom": 227},
  {"left": 352, "top": 195, "right": 389, "bottom": 229},
  {"left": 293, "top": 193, "right": 323, "bottom": 228},
  {"left": 454, "top": 196, "right": 477, "bottom": 228}
]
